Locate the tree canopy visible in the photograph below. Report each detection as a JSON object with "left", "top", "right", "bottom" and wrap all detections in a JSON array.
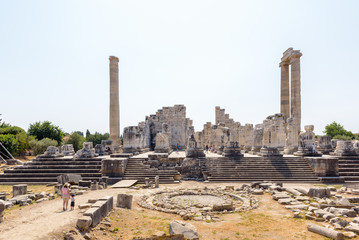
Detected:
[
  {"left": 324, "top": 122, "right": 355, "bottom": 140},
  {"left": 65, "top": 132, "right": 86, "bottom": 151},
  {"left": 0, "top": 124, "right": 33, "bottom": 157},
  {"left": 85, "top": 130, "right": 110, "bottom": 146},
  {"left": 28, "top": 121, "right": 64, "bottom": 145}
]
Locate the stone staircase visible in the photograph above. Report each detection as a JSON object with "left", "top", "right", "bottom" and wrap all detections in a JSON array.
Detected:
[
  {"left": 0, "top": 157, "right": 102, "bottom": 184},
  {"left": 206, "top": 156, "right": 320, "bottom": 183},
  {"left": 123, "top": 158, "right": 179, "bottom": 184},
  {"left": 338, "top": 156, "right": 359, "bottom": 183}
]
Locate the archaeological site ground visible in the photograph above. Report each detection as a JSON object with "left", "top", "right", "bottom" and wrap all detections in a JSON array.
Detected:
[{"left": 1, "top": 48, "right": 359, "bottom": 240}]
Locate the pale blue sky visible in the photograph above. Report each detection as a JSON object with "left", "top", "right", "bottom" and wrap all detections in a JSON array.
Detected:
[{"left": 1, "top": 0, "right": 358, "bottom": 135}]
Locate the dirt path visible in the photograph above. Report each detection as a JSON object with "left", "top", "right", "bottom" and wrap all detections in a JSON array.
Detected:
[
  {"left": 0, "top": 182, "right": 319, "bottom": 240},
  {"left": 0, "top": 187, "right": 131, "bottom": 240}
]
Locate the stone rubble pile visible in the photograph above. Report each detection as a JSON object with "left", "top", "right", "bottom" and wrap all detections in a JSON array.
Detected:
[
  {"left": 269, "top": 184, "right": 359, "bottom": 239},
  {"left": 138, "top": 186, "right": 258, "bottom": 221}
]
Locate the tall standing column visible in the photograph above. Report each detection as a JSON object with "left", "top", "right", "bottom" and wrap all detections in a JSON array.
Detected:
[
  {"left": 280, "top": 61, "right": 290, "bottom": 120},
  {"left": 290, "top": 51, "right": 302, "bottom": 133},
  {"left": 109, "top": 56, "right": 121, "bottom": 148}
]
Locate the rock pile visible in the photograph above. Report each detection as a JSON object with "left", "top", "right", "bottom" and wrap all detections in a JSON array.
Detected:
[{"left": 269, "top": 185, "right": 359, "bottom": 239}]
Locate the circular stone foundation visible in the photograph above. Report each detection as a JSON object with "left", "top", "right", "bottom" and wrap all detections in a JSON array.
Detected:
[
  {"left": 138, "top": 186, "right": 258, "bottom": 221},
  {"left": 171, "top": 195, "right": 227, "bottom": 207}
]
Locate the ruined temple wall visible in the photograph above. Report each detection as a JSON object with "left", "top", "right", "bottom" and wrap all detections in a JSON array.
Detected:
[
  {"left": 262, "top": 114, "right": 286, "bottom": 149},
  {"left": 238, "top": 124, "right": 254, "bottom": 150},
  {"left": 123, "top": 105, "right": 192, "bottom": 151}
]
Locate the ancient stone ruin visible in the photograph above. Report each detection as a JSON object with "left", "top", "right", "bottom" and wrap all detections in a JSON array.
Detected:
[
  {"left": 123, "top": 104, "right": 193, "bottom": 153},
  {"left": 1, "top": 48, "right": 359, "bottom": 185}
]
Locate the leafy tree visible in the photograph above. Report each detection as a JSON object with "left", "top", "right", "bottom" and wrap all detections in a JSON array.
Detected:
[
  {"left": 0, "top": 114, "right": 10, "bottom": 128},
  {"left": 323, "top": 122, "right": 355, "bottom": 140},
  {"left": 65, "top": 132, "right": 86, "bottom": 151},
  {"left": 28, "top": 121, "right": 64, "bottom": 145},
  {"left": 0, "top": 126, "right": 26, "bottom": 135},
  {"left": 85, "top": 130, "right": 110, "bottom": 146},
  {"left": 74, "top": 131, "right": 84, "bottom": 137},
  {"left": 0, "top": 134, "right": 18, "bottom": 157},
  {"left": 0, "top": 124, "right": 33, "bottom": 156},
  {"left": 29, "top": 138, "right": 58, "bottom": 156},
  {"left": 86, "top": 129, "right": 91, "bottom": 139}
]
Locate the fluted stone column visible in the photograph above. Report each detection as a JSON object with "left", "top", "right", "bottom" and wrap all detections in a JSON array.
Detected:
[
  {"left": 109, "top": 56, "right": 121, "bottom": 148},
  {"left": 290, "top": 52, "right": 302, "bottom": 133},
  {"left": 280, "top": 61, "right": 290, "bottom": 120}
]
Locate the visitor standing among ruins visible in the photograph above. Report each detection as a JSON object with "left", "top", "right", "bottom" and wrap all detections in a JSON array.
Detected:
[
  {"left": 211, "top": 144, "right": 215, "bottom": 152},
  {"left": 312, "top": 143, "right": 317, "bottom": 153},
  {"left": 176, "top": 144, "right": 179, "bottom": 152},
  {"left": 61, "top": 183, "right": 70, "bottom": 211},
  {"left": 205, "top": 144, "right": 209, "bottom": 153}
]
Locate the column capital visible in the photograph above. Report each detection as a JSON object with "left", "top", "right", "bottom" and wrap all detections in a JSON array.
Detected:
[
  {"left": 290, "top": 52, "right": 302, "bottom": 64},
  {"left": 109, "top": 56, "right": 119, "bottom": 62},
  {"left": 290, "top": 50, "right": 302, "bottom": 58},
  {"left": 279, "top": 61, "right": 290, "bottom": 68}
]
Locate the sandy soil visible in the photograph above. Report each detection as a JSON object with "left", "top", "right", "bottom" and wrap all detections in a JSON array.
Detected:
[{"left": 0, "top": 182, "right": 329, "bottom": 240}]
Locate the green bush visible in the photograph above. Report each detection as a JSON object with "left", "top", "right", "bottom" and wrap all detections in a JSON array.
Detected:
[
  {"left": 29, "top": 138, "right": 58, "bottom": 156},
  {"left": 332, "top": 135, "right": 353, "bottom": 141},
  {"left": 65, "top": 132, "right": 86, "bottom": 152}
]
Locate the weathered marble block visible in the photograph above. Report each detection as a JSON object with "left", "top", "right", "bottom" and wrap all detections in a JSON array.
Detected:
[
  {"left": 332, "top": 141, "right": 357, "bottom": 156},
  {"left": 101, "top": 158, "right": 128, "bottom": 177},
  {"left": 117, "top": 194, "right": 133, "bottom": 209},
  {"left": 305, "top": 157, "right": 339, "bottom": 177},
  {"left": 13, "top": 184, "right": 27, "bottom": 197}
]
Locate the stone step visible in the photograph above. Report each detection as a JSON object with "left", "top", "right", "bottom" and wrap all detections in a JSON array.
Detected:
[
  {"left": 34, "top": 158, "right": 102, "bottom": 162},
  {"left": 338, "top": 172, "right": 359, "bottom": 176},
  {"left": 341, "top": 176, "right": 359, "bottom": 181},
  {"left": 339, "top": 168, "right": 359, "bottom": 172},
  {"left": 208, "top": 166, "right": 313, "bottom": 169},
  {"left": 0, "top": 177, "right": 101, "bottom": 183},
  {"left": 125, "top": 170, "right": 177, "bottom": 172},
  {"left": 338, "top": 165, "right": 359, "bottom": 168},
  {"left": 14, "top": 165, "right": 102, "bottom": 170},
  {"left": 0, "top": 173, "right": 102, "bottom": 177},
  {"left": 338, "top": 160, "right": 359, "bottom": 164},
  {"left": 30, "top": 161, "right": 102, "bottom": 165},
  {"left": 4, "top": 169, "right": 101, "bottom": 173},
  {"left": 208, "top": 179, "right": 319, "bottom": 183}
]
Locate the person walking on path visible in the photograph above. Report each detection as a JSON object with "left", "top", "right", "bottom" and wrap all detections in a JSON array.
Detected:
[
  {"left": 61, "top": 183, "right": 70, "bottom": 211},
  {"left": 70, "top": 194, "right": 75, "bottom": 210},
  {"left": 205, "top": 144, "right": 209, "bottom": 153},
  {"left": 176, "top": 144, "right": 179, "bottom": 153}
]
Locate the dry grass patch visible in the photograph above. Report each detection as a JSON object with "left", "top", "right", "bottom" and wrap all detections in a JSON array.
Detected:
[
  {"left": 0, "top": 184, "right": 54, "bottom": 198},
  {"left": 88, "top": 193, "right": 328, "bottom": 240}
]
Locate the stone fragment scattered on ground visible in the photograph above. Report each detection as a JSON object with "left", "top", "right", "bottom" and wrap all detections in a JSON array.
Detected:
[
  {"left": 307, "top": 224, "right": 344, "bottom": 240},
  {"left": 169, "top": 220, "right": 199, "bottom": 240}
]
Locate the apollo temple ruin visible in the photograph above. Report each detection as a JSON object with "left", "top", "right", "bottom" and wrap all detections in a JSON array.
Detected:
[{"left": 1, "top": 48, "right": 359, "bottom": 185}]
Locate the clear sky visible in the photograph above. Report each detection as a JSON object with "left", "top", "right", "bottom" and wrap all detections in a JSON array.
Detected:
[{"left": 1, "top": 0, "right": 358, "bottom": 136}]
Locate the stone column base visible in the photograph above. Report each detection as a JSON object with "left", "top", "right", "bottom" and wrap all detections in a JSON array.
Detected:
[
  {"left": 282, "top": 146, "right": 298, "bottom": 155},
  {"left": 258, "top": 147, "right": 283, "bottom": 157}
]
